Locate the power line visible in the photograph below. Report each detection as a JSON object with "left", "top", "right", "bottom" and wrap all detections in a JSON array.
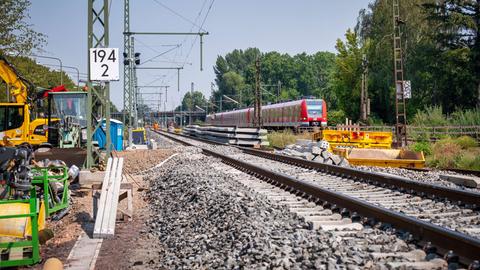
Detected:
[
  {"left": 162, "top": 0, "right": 208, "bottom": 86},
  {"left": 151, "top": 0, "right": 206, "bottom": 31},
  {"left": 142, "top": 45, "right": 181, "bottom": 64},
  {"left": 181, "top": 0, "right": 215, "bottom": 67}
]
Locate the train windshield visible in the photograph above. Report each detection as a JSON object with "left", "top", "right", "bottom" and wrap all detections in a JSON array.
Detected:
[{"left": 306, "top": 100, "right": 322, "bottom": 116}]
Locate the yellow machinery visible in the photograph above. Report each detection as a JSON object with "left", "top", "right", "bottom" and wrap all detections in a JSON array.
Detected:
[
  {"left": 334, "top": 148, "right": 425, "bottom": 168},
  {"left": 132, "top": 127, "right": 147, "bottom": 144},
  {"left": 314, "top": 128, "right": 425, "bottom": 168},
  {"left": 0, "top": 55, "right": 51, "bottom": 146},
  {"left": 314, "top": 129, "right": 393, "bottom": 149}
]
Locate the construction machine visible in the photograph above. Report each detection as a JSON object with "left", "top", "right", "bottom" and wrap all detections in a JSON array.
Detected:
[
  {"left": 0, "top": 144, "right": 69, "bottom": 267},
  {"left": 0, "top": 55, "right": 52, "bottom": 147}
]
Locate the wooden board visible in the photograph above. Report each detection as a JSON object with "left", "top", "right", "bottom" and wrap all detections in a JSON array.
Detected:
[{"left": 93, "top": 157, "right": 124, "bottom": 238}]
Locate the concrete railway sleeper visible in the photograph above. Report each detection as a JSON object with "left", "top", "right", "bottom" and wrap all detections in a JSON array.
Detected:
[{"left": 153, "top": 130, "right": 480, "bottom": 267}]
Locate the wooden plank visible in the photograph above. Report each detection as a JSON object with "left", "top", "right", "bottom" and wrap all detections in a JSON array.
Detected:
[
  {"left": 97, "top": 158, "right": 119, "bottom": 237},
  {"left": 106, "top": 158, "right": 124, "bottom": 236},
  {"left": 92, "top": 158, "right": 113, "bottom": 238}
]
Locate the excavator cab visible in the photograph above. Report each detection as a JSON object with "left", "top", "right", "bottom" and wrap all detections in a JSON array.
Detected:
[{"left": 47, "top": 91, "right": 87, "bottom": 148}]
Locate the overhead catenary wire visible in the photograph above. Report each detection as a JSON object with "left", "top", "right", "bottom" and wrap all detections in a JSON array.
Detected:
[
  {"left": 180, "top": 0, "right": 215, "bottom": 68},
  {"left": 151, "top": 0, "right": 207, "bottom": 32}
]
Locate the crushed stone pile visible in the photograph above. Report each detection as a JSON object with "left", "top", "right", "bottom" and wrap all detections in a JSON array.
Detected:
[{"left": 274, "top": 139, "right": 349, "bottom": 167}]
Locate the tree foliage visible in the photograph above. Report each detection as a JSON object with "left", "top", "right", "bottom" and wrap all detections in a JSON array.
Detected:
[
  {"left": 211, "top": 48, "right": 336, "bottom": 112},
  {"left": 0, "top": 55, "right": 75, "bottom": 102},
  {"left": 351, "top": 0, "right": 480, "bottom": 123},
  {"left": 176, "top": 91, "right": 207, "bottom": 111},
  {"left": 0, "top": 0, "right": 46, "bottom": 54},
  {"left": 332, "top": 29, "right": 370, "bottom": 120}
]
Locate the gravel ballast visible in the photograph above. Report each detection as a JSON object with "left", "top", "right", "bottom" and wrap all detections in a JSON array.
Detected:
[{"left": 142, "top": 146, "right": 418, "bottom": 269}]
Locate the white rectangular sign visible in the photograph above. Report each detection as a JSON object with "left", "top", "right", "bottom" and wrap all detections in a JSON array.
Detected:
[
  {"left": 89, "top": 48, "right": 119, "bottom": 81},
  {"left": 403, "top": 80, "right": 411, "bottom": 99}
]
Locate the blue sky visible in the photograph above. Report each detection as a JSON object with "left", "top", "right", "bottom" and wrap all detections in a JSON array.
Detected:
[{"left": 28, "top": 1, "right": 372, "bottom": 110}]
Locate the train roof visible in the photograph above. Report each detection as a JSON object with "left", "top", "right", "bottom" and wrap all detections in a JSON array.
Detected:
[{"left": 208, "top": 98, "right": 324, "bottom": 116}]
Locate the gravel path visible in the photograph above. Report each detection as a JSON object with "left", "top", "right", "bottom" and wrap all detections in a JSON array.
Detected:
[{"left": 142, "top": 147, "right": 436, "bottom": 269}]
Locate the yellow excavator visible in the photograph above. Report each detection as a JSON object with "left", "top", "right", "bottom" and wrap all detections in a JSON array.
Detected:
[{"left": 0, "top": 54, "right": 52, "bottom": 146}]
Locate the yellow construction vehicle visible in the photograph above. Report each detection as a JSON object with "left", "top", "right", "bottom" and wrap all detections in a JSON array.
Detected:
[{"left": 0, "top": 55, "right": 52, "bottom": 146}]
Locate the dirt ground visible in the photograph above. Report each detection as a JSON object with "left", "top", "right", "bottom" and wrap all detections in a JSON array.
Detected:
[{"left": 28, "top": 149, "right": 174, "bottom": 270}]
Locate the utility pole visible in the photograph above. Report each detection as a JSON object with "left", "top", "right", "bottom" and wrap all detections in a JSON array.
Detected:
[
  {"left": 123, "top": 0, "right": 131, "bottom": 127},
  {"left": 360, "top": 54, "right": 369, "bottom": 123},
  {"left": 393, "top": 0, "right": 408, "bottom": 147},
  {"left": 190, "top": 82, "right": 194, "bottom": 125},
  {"left": 277, "top": 80, "right": 282, "bottom": 103},
  {"left": 87, "top": 0, "right": 111, "bottom": 168},
  {"left": 254, "top": 57, "right": 262, "bottom": 127}
]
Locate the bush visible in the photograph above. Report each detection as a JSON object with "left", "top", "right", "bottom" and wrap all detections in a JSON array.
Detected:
[
  {"left": 409, "top": 141, "right": 432, "bottom": 156},
  {"left": 412, "top": 106, "right": 448, "bottom": 126},
  {"left": 454, "top": 136, "right": 477, "bottom": 149},
  {"left": 450, "top": 108, "right": 480, "bottom": 126},
  {"left": 456, "top": 152, "right": 480, "bottom": 170},
  {"left": 327, "top": 110, "right": 346, "bottom": 126},
  {"left": 430, "top": 138, "right": 463, "bottom": 168}
]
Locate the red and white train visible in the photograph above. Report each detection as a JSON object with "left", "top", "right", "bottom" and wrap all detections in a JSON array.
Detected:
[{"left": 206, "top": 99, "right": 327, "bottom": 128}]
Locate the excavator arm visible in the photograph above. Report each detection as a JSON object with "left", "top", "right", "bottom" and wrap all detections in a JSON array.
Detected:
[{"left": 0, "top": 55, "right": 33, "bottom": 104}]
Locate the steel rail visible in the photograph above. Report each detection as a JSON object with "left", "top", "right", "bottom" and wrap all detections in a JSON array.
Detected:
[
  {"left": 158, "top": 130, "right": 480, "bottom": 206},
  {"left": 239, "top": 147, "right": 480, "bottom": 207},
  {"left": 154, "top": 130, "right": 480, "bottom": 264}
]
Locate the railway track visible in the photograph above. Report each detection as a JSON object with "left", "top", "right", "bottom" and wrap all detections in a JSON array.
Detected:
[{"left": 153, "top": 130, "right": 480, "bottom": 267}]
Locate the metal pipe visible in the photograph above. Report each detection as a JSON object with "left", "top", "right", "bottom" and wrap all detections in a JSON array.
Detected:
[
  {"left": 41, "top": 64, "right": 80, "bottom": 88},
  {"left": 200, "top": 34, "right": 204, "bottom": 71},
  {"left": 124, "top": 31, "right": 208, "bottom": 36}
]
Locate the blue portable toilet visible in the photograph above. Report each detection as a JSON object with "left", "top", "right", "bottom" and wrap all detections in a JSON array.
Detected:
[{"left": 93, "top": 118, "right": 124, "bottom": 151}]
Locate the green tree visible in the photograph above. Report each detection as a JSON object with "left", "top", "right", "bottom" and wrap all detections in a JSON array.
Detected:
[
  {"left": 1, "top": 55, "right": 75, "bottom": 101},
  {"left": 331, "top": 29, "right": 369, "bottom": 121},
  {"left": 212, "top": 48, "right": 336, "bottom": 112},
  {"left": 423, "top": 0, "right": 480, "bottom": 109},
  {"left": 0, "top": 0, "right": 46, "bottom": 54},
  {"left": 177, "top": 91, "right": 207, "bottom": 111}
]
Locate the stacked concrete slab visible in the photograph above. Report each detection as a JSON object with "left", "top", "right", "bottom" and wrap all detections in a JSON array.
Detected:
[
  {"left": 183, "top": 125, "right": 269, "bottom": 146},
  {"left": 275, "top": 139, "right": 349, "bottom": 167}
]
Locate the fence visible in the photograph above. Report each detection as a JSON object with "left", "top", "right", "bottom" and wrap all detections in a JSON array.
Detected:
[{"left": 327, "top": 125, "right": 480, "bottom": 143}]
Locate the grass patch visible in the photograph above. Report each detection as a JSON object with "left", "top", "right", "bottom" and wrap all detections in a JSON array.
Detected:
[
  {"left": 422, "top": 137, "right": 480, "bottom": 170},
  {"left": 454, "top": 136, "right": 477, "bottom": 149},
  {"left": 409, "top": 141, "right": 432, "bottom": 156},
  {"left": 267, "top": 130, "right": 297, "bottom": 149},
  {"left": 267, "top": 130, "right": 313, "bottom": 149},
  {"left": 456, "top": 151, "right": 480, "bottom": 170}
]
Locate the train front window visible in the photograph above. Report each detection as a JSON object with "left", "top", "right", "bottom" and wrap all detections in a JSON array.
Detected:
[{"left": 306, "top": 100, "right": 322, "bottom": 116}]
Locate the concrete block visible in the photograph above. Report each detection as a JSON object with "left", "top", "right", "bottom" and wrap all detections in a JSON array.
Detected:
[
  {"left": 439, "top": 174, "right": 480, "bottom": 188},
  {"left": 320, "top": 150, "right": 332, "bottom": 159},
  {"left": 323, "top": 158, "right": 334, "bottom": 165},
  {"left": 303, "top": 153, "right": 315, "bottom": 161},
  {"left": 296, "top": 139, "right": 312, "bottom": 146},
  {"left": 311, "top": 146, "right": 322, "bottom": 155},
  {"left": 337, "top": 157, "right": 350, "bottom": 167},
  {"left": 79, "top": 170, "right": 105, "bottom": 185},
  {"left": 330, "top": 155, "right": 342, "bottom": 165},
  {"left": 290, "top": 150, "right": 304, "bottom": 157},
  {"left": 125, "top": 144, "right": 148, "bottom": 150}
]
